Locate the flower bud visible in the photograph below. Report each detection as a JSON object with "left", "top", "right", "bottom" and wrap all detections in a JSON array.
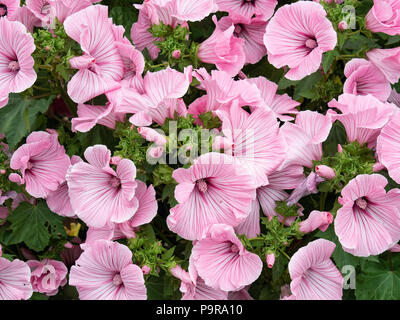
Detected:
[
  {"left": 315, "top": 165, "right": 336, "bottom": 180},
  {"left": 338, "top": 21, "right": 348, "bottom": 30},
  {"left": 338, "top": 144, "right": 343, "bottom": 153},
  {"left": 172, "top": 50, "right": 181, "bottom": 59},
  {"left": 266, "top": 253, "right": 275, "bottom": 268},
  {"left": 110, "top": 156, "right": 122, "bottom": 165},
  {"left": 142, "top": 265, "right": 151, "bottom": 275},
  {"left": 299, "top": 210, "right": 333, "bottom": 233},
  {"left": 335, "top": 0, "right": 344, "bottom": 4}
]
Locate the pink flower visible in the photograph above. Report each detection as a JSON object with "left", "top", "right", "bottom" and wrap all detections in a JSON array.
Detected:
[
  {"left": 289, "top": 239, "right": 343, "bottom": 300},
  {"left": 10, "top": 131, "right": 70, "bottom": 198},
  {"left": 0, "top": 257, "right": 32, "bottom": 300},
  {"left": 215, "top": 0, "right": 277, "bottom": 22},
  {"left": 0, "top": 0, "right": 20, "bottom": 18},
  {"left": 389, "top": 88, "right": 400, "bottom": 107},
  {"left": 66, "top": 145, "right": 139, "bottom": 228},
  {"left": 167, "top": 153, "right": 256, "bottom": 240},
  {"left": 115, "top": 41, "right": 145, "bottom": 89},
  {"left": 218, "top": 16, "right": 268, "bottom": 65},
  {"left": 0, "top": 18, "right": 37, "bottom": 109},
  {"left": 328, "top": 93, "right": 395, "bottom": 149},
  {"left": 286, "top": 172, "right": 324, "bottom": 206},
  {"left": 171, "top": 0, "right": 215, "bottom": 22},
  {"left": 141, "top": 265, "right": 150, "bottom": 275},
  {"left": 266, "top": 253, "right": 275, "bottom": 268},
  {"left": 64, "top": 5, "right": 124, "bottom": 103},
  {"left": 170, "top": 264, "right": 228, "bottom": 300},
  {"left": 264, "top": 1, "right": 337, "bottom": 80},
  {"left": 8, "top": 5, "right": 41, "bottom": 33},
  {"left": 27, "top": 259, "right": 68, "bottom": 296},
  {"left": 197, "top": 16, "right": 245, "bottom": 77},
  {"left": 299, "top": 210, "right": 333, "bottom": 233},
  {"left": 366, "top": 47, "right": 400, "bottom": 84},
  {"left": 71, "top": 103, "right": 125, "bottom": 133},
  {"left": 246, "top": 76, "right": 300, "bottom": 121},
  {"left": 343, "top": 58, "right": 391, "bottom": 101},
  {"left": 335, "top": 174, "right": 400, "bottom": 257},
  {"left": 137, "top": 127, "right": 167, "bottom": 146},
  {"left": 49, "top": 0, "right": 93, "bottom": 23},
  {"left": 69, "top": 240, "right": 147, "bottom": 300},
  {"left": 191, "top": 224, "right": 263, "bottom": 291},
  {"left": 215, "top": 99, "right": 286, "bottom": 187},
  {"left": 315, "top": 165, "right": 336, "bottom": 180},
  {"left": 366, "top": 0, "right": 400, "bottom": 36},
  {"left": 377, "top": 112, "right": 400, "bottom": 184},
  {"left": 117, "top": 67, "right": 191, "bottom": 126}
]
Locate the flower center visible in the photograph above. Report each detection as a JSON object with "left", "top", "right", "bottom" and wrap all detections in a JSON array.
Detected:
[
  {"left": 243, "top": 0, "right": 255, "bottom": 4},
  {"left": 8, "top": 61, "right": 20, "bottom": 72},
  {"left": 356, "top": 197, "right": 368, "bottom": 210},
  {"left": 0, "top": 4, "right": 7, "bottom": 17},
  {"left": 305, "top": 39, "right": 318, "bottom": 49},
  {"left": 196, "top": 179, "right": 208, "bottom": 193},
  {"left": 234, "top": 24, "right": 242, "bottom": 35},
  {"left": 130, "top": 63, "right": 137, "bottom": 76},
  {"left": 110, "top": 176, "right": 121, "bottom": 189},
  {"left": 112, "top": 273, "right": 123, "bottom": 286},
  {"left": 231, "top": 244, "right": 239, "bottom": 253},
  {"left": 26, "top": 161, "right": 33, "bottom": 171},
  {"left": 41, "top": 3, "right": 52, "bottom": 15}
]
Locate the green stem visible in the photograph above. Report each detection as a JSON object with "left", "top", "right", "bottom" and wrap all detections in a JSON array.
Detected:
[
  {"left": 278, "top": 248, "right": 291, "bottom": 261},
  {"left": 33, "top": 85, "right": 51, "bottom": 92},
  {"left": 32, "top": 93, "right": 51, "bottom": 99},
  {"left": 320, "top": 192, "right": 328, "bottom": 211}
]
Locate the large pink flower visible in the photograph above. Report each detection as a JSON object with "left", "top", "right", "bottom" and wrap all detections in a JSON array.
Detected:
[
  {"left": 8, "top": 5, "right": 41, "bottom": 33},
  {"left": 343, "top": 58, "right": 391, "bottom": 101},
  {"left": 170, "top": 264, "right": 228, "bottom": 300},
  {"left": 288, "top": 239, "right": 343, "bottom": 300},
  {"left": 264, "top": 1, "right": 337, "bottom": 80},
  {"left": 0, "top": 18, "right": 37, "bottom": 109},
  {"left": 335, "top": 174, "right": 400, "bottom": 257},
  {"left": 215, "top": 99, "right": 286, "bottom": 187},
  {"left": 197, "top": 16, "right": 245, "bottom": 77},
  {"left": 66, "top": 145, "right": 139, "bottom": 228},
  {"left": 167, "top": 152, "right": 256, "bottom": 240},
  {"left": 64, "top": 5, "right": 124, "bottom": 103},
  {"left": 69, "top": 240, "right": 147, "bottom": 300},
  {"left": 0, "top": 0, "right": 19, "bottom": 18},
  {"left": 328, "top": 93, "right": 395, "bottom": 149},
  {"left": 367, "top": 47, "right": 400, "bottom": 84},
  {"left": 27, "top": 259, "right": 68, "bottom": 296},
  {"left": 10, "top": 131, "right": 70, "bottom": 199},
  {"left": 0, "top": 257, "right": 33, "bottom": 300},
  {"left": 216, "top": 0, "right": 277, "bottom": 22},
  {"left": 191, "top": 224, "right": 263, "bottom": 291},
  {"left": 377, "top": 112, "right": 400, "bottom": 184},
  {"left": 218, "top": 15, "right": 268, "bottom": 65},
  {"left": 366, "top": 0, "right": 400, "bottom": 36}
]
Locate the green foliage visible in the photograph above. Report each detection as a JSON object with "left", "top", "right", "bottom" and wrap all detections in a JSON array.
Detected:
[
  {"left": 6, "top": 201, "right": 65, "bottom": 252},
  {"left": 0, "top": 94, "right": 54, "bottom": 149},
  {"left": 197, "top": 111, "right": 222, "bottom": 130}
]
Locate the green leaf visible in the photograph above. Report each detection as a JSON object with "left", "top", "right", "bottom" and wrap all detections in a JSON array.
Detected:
[
  {"left": 322, "top": 121, "right": 347, "bottom": 156},
  {"left": 293, "top": 72, "right": 323, "bottom": 101},
  {"left": 7, "top": 201, "right": 65, "bottom": 252},
  {"left": 356, "top": 255, "right": 400, "bottom": 300},
  {"left": 316, "top": 224, "right": 359, "bottom": 270},
  {"left": 0, "top": 94, "right": 54, "bottom": 149},
  {"left": 322, "top": 50, "right": 338, "bottom": 73}
]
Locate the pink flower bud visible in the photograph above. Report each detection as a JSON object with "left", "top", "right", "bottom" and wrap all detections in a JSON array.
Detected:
[
  {"left": 315, "top": 165, "right": 336, "bottom": 180},
  {"left": 110, "top": 156, "right": 122, "bottom": 165},
  {"left": 64, "top": 242, "right": 73, "bottom": 249},
  {"left": 390, "top": 244, "right": 400, "bottom": 252},
  {"left": 148, "top": 146, "right": 164, "bottom": 159},
  {"left": 338, "top": 21, "right": 348, "bottom": 30},
  {"left": 172, "top": 50, "right": 181, "bottom": 59},
  {"left": 299, "top": 210, "right": 333, "bottom": 233},
  {"left": 0, "top": 169, "right": 5, "bottom": 175},
  {"left": 266, "top": 253, "right": 275, "bottom": 268},
  {"left": 142, "top": 265, "right": 151, "bottom": 275},
  {"left": 137, "top": 127, "right": 167, "bottom": 146},
  {"left": 338, "top": 144, "right": 343, "bottom": 153},
  {"left": 335, "top": 0, "right": 344, "bottom": 4}
]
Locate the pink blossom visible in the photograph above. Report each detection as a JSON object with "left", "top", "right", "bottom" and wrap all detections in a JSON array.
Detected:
[
  {"left": 0, "top": 19, "right": 37, "bottom": 109},
  {"left": 171, "top": 0, "right": 215, "bottom": 22},
  {"left": 335, "top": 174, "right": 400, "bottom": 257},
  {"left": 197, "top": 16, "right": 245, "bottom": 77},
  {"left": 246, "top": 77, "right": 300, "bottom": 121},
  {"left": 377, "top": 112, "right": 400, "bottom": 184},
  {"left": 299, "top": 210, "right": 333, "bottom": 233},
  {"left": 286, "top": 172, "right": 324, "bottom": 206},
  {"left": 343, "top": 58, "right": 391, "bottom": 101},
  {"left": 388, "top": 88, "right": 400, "bottom": 107},
  {"left": 49, "top": 0, "right": 93, "bottom": 23},
  {"left": 0, "top": 0, "right": 19, "bottom": 18},
  {"left": 366, "top": 47, "right": 400, "bottom": 84},
  {"left": 167, "top": 153, "right": 256, "bottom": 240},
  {"left": 64, "top": 5, "right": 124, "bottom": 103},
  {"left": 170, "top": 264, "right": 228, "bottom": 300},
  {"left": 328, "top": 93, "right": 395, "bottom": 149},
  {"left": 218, "top": 15, "right": 268, "bottom": 65},
  {"left": 71, "top": 103, "right": 125, "bottom": 133},
  {"left": 215, "top": 99, "right": 286, "bottom": 187},
  {"left": 315, "top": 165, "right": 336, "bottom": 180},
  {"left": 366, "top": 0, "right": 400, "bottom": 36},
  {"left": 137, "top": 127, "right": 167, "bottom": 146},
  {"left": 69, "top": 240, "right": 147, "bottom": 300},
  {"left": 264, "top": 1, "right": 337, "bottom": 80},
  {"left": 8, "top": 5, "right": 41, "bottom": 33},
  {"left": 215, "top": 0, "right": 277, "bottom": 22},
  {"left": 0, "top": 257, "right": 33, "bottom": 300},
  {"left": 117, "top": 67, "right": 191, "bottom": 126},
  {"left": 27, "top": 259, "right": 68, "bottom": 296},
  {"left": 289, "top": 239, "right": 343, "bottom": 300},
  {"left": 66, "top": 145, "right": 139, "bottom": 228},
  {"left": 115, "top": 41, "right": 145, "bottom": 90},
  {"left": 191, "top": 224, "right": 263, "bottom": 291},
  {"left": 10, "top": 131, "right": 70, "bottom": 198}
]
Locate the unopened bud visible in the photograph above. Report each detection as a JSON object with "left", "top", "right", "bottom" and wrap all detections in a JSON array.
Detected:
[
  {"left": 315, "top": 165, "right": 336, "bottom": 180},
  {"left": 172, "top": 50, "right": 181, "bottom": 59},
  {"left": 142, "top": 265, "right": 151, "bottom": 275},
  {"left": 338, "top": 21, "right": 348, "bottom": 30},
  {"left": 266, "top": 253, "right": 275, "bottom": 268}
]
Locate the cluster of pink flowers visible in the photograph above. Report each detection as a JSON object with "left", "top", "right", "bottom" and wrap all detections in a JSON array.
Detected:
[{"left": 2, "top": 0, "right": 400, "bottom": 301}]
